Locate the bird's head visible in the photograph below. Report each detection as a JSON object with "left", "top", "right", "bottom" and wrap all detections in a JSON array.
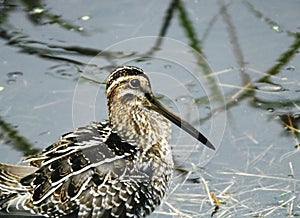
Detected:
[{"left": 106, "top": 66, "right": 215, "bottom": 150}]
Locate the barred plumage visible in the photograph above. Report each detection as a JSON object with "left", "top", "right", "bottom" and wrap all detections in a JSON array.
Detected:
[{"left": 0, "top": 66, "right": 214, "bottom": 217}]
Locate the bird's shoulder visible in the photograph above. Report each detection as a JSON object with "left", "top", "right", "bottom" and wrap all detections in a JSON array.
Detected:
[{"left": 23, "top": 120, "right": 136, "bottom": 168}]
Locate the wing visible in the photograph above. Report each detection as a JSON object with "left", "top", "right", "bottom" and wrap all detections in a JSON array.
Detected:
[
  {"left": 0, "top": 164, "right": 37, "bottom": 212},
  {"left": 23, "top": 121, "right": 112, "bottom": 168},
  {"left": 19, "top": 121, "right": 156, "bottom": 217}
]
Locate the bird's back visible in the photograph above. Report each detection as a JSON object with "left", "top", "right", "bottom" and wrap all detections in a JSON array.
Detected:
[{"left": 0, "top": 121, "right": 173, "bottom": 217}]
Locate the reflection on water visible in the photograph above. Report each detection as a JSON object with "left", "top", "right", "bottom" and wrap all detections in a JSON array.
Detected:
[
  {"left": 0, "top": 116, "right": 39, "bottom": 156},
  {"left": 0, "top": 0, "right": 300, "bottom": 217}
]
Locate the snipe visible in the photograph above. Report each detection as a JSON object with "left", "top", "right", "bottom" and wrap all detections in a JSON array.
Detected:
[{"left": 0, "top": 66, "right": 214, "bottom": 217}]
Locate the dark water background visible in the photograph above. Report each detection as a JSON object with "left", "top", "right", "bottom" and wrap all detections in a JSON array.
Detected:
[{"left": 0, "top": 0, "right": 300, "bottom": 217}]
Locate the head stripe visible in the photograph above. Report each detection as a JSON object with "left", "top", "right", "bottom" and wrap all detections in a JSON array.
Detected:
[
  {"left": 106, "top": 66, "right": 149, "bottom": 93},
  {"left": 107, "top": 66, "right": 143, "bottom": 88}
]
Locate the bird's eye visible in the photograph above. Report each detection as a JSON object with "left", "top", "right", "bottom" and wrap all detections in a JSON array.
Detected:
[{"left": 129, "top": 79, "right": 140, "bottom": 88}]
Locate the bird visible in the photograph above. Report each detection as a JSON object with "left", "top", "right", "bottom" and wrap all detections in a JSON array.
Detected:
[{"left": 0, "top": 66, "right": 215, "bottom": 218}]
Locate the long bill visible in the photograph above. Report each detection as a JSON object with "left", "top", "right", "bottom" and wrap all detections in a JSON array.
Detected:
[{"left": 145, "top": 93, "right": 215, "bottom": 150}]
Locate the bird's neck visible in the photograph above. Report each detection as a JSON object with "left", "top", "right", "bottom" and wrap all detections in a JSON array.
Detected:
[{"left": 108, "top": 102, "right": 171, "bottom": 153}]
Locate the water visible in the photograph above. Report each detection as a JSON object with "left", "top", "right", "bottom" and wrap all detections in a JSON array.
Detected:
[{"left": 0, "top": 1, "right": 300, "bottom": 217}]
